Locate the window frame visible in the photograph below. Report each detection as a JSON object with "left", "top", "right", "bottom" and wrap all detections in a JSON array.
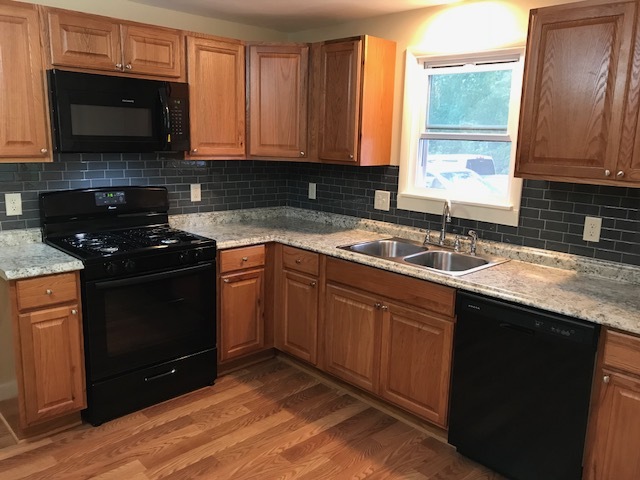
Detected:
[{"left": 398, "top": 47, "right": 525, "bottom": 226}]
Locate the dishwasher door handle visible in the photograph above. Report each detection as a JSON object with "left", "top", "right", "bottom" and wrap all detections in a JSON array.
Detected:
[{"left": 499, "top": 322, "right": 535, "bottom": 335}]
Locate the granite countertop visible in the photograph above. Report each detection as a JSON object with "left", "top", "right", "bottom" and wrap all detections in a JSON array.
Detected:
[{"left": 1, "top": 207, "right": 638, "bottom": 335}]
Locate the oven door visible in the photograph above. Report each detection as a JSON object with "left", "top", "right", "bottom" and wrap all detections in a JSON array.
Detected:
[{"left": 83, "top": 262, "right": 216, "bottom": 381}]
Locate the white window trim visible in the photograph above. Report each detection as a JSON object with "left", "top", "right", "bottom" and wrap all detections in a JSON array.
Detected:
[{"left": 398, "top": 47, "right": 525, "bottom": 226}]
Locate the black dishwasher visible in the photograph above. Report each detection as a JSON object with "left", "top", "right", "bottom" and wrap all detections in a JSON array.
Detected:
[{"left": 448, "top": 292, "right": 600, "bottom": 480}]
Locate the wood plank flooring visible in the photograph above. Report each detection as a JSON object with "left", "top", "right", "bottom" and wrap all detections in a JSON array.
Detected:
[{"left": 0, "top": 359, "right": 503, "bottom": 479}]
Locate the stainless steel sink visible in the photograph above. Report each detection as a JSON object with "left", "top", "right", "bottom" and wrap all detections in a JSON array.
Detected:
[
  {"left": 339, "top": 238, "right": 428, "bottom": 258},
  {"left": 338, "top": 237, "right": 509, "bottom": 276}
]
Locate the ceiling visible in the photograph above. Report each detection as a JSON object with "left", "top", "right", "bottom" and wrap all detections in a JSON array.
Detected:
[{"left": 129, "top": 0, "right": 455, "bottom": 32}]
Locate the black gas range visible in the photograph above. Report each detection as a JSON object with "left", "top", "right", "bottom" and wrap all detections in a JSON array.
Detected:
[{"left": 40, "top": 186, "right": 217, "bottom": 425}]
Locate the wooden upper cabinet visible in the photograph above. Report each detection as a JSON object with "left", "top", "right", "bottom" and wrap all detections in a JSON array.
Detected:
[
  {"left": 516, "top": 0, "right": 637, "bottom": 185},
  {"left": 44, "top": 8, "right": 184, "bottom": 79},
  {"left": 187, "top": 36, "right": 245, "bottom": 158},
  {"left": 311, "top": 36, "right": 396, "bottom": 165},
  {"left": 0, "top": 1, "right": 51, "bottom": 161},
  {"left": 248, "top": 44, "right": 309, "bottom": 159}
]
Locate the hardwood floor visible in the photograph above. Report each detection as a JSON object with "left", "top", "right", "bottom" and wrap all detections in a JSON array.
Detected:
[{"left": 0, "top": 359, "right": 503, "bottom": 479}]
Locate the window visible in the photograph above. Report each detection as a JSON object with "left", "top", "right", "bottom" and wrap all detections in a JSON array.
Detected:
[{"left": 398, "top": 49, "right": 524, "bottom": 226}]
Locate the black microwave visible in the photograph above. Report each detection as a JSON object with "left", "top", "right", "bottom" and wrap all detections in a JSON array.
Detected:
[{"left": 47, "top": 69, "right": 190, "bottom": 154}]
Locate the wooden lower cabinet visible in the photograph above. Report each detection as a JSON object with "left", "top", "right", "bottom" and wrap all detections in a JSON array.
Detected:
[
  {"left": 279, "top": 270, "right": 318, "bottom": 364},
  {"left": 379, "top": 302, "right": 454, "bottom": 427},
  {"left": 219, "top": 268, "right": 265, "bottom": 362},
  {"left": 324, "top": 284, "right": 380, "bottom": 393},
  {"left": 585, "top": 329, "right": 640, "bottom": 479},
  {"left": 19, "top": 304, "right": 85, "bottom": 426}
]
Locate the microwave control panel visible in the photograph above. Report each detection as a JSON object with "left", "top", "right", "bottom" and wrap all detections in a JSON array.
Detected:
[{"left": 168, "top": 98, "right": 188, "bottom": 143}]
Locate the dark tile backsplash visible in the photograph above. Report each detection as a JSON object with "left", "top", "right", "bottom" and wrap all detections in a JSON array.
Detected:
[{"left": 1, "top": 155, "right": 639, "bottom": 266}]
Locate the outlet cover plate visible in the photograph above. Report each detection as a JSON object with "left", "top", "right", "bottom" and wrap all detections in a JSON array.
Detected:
[
  {"left": 5, "top": 193, "right": 22, "bottom": 216},
  {"left": 583, "top": 216, "right": 602, "bottom": 242},
  {"left": 308, "top": 183, "right": 317, "bottom": 200},
  {"left": 374, "top": 190, "right": 391, "bottom": 211},
  {"left": 190, "top": 184, "right": 201, "bottom": 202}
]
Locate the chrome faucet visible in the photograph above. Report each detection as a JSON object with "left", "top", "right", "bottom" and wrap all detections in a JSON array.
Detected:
[
  {"left": 468, "top": 230, "right": 478, "bottom": 255},
  {"left": 439, "top": 200, "right": 451, "bottom": 245}
]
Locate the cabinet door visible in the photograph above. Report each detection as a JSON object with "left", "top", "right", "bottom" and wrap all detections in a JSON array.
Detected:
[
  {"left": 122, "top": 24, "right": 183, "bottom": 78},
  {"left": 278, "top": 270, "right": 318, "bottom": 364},
  {"left": 316, "top": 40, "right": 361, "bottom": 163},
  {"left": 379, "top": 303, "right": 453, "bottom": 427},
  {"left": 324, "top": 284, "right": 380, "bottom": 392},
  {"left": 187, "top": 36, "right": 245, "bottom": 157},
  {"left": 220, "top": 268, "right": 264, "bottom": 361},
  {"left": 0, "top": 2, "right": 50, "bottom": 160},
  {"left": 46, "top": 9, "right": 121, "bottom": 72},
  {"left": 516, "top": 1, "right": 636, "bottom": 182},
  {"left": 18, "top": 305, "right": 85, "bottom": 426},
  {"left": 248, "top": 45, "right": 308, "bottom": 158},
  {"left": 586, "top": 370, "right": 640, "bottom": 479}
]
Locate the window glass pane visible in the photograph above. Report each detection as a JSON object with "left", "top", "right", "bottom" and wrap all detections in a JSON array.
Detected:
[
  {"left": 426, "top": 69, "right": 512, "bottom": 134},
  {"left": 417, "top": 139, "right": 512, "bottom": 198}
]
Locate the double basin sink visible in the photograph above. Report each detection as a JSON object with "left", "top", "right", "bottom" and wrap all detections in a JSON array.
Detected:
[{"left": 339, "top": 237, "right": 508, "bottom": 276}]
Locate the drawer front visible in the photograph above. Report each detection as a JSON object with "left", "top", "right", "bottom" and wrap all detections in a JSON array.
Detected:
[
  {"left": 604, "top": 329, "right": 640, "bottom": 377},
  {"left": 16, "top": 273, "right": 78, "bottom": 311},
  {"left": 326, "top": 257, "right": 455, "bottom": 317},
  {"left": 219, "top": 245, "right": 265, "bottom": 273},
  {"left": 282, "top": 246, "right": 319, "bottom": 276}
]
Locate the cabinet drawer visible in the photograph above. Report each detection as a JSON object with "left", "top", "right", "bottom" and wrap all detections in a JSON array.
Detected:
[
  {"left": 282, "top": 246, "right": 319, "bottom": 276},
  {"left": 219, "top": 245, "right": 265, "bottom": 273},
  {"left": 604, "top": 329, "right": 640, "bottom": 377},
  {"left": 16, "top": 273, "right": 78, "bottom": 311},
  {"left": 326, "top": 257, "right": 455, "bottom": 317}
]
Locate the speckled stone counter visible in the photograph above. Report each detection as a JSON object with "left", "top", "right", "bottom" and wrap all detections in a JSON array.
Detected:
[
  {"left": 171, "top": 207, "right": 640, "bottom": 336},
  {"left": 1, "top": 208, "right": 638, "bottom": 336},
  {"left": 0, "top": 229, "right": 83, "bottom": 281}
]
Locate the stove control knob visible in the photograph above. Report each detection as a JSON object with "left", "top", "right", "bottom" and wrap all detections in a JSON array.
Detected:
[
  {"left": 124, "top": 259, "right": 136, "bottom": 273},
  {"left": 105, "top": 262, "right": 119, "bottom": 276},
  {"left": 193, "top": 249, "right": 203, "bottom": 261},
  {"left": 179, "top": 251, "right": 193, "bottom": 264}
]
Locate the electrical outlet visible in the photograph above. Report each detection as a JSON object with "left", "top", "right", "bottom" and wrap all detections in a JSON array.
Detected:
[
  {"left": 374, "top": 190, "right": 390, "bottom": 211},
  {"left": 4, "top": 193, "right": 22, "bottom": 216},
  {"left": 190, "top": 184, "right": 201, "bottom": 202},
  {"left": 308, "top": 183, "right": 317, "bottom": 200},
  {"left": 583, "top": 216, "right": 602, "bottom": 242}
]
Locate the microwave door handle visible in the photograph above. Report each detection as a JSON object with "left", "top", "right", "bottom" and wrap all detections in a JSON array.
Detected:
[{"left": 158, "top": 90, "right": 171, "bottom": 148}]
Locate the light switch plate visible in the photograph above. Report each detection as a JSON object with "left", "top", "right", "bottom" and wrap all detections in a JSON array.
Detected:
[
  {"left": 190, "top": 184, "right": 201, "bottom": 202},
  {"left": 374, "top": 190, "right": 390, "bottom": 211},
  {"left": 5, "top": 193, "right": 22, "bottom": 216},
  {"left": 308, "top": 183, "right": 317, "bottom": 200}
]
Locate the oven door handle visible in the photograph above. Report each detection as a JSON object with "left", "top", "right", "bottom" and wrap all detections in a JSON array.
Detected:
[{"left": 93, "top": 263, "right": 213, "bottom": 290}]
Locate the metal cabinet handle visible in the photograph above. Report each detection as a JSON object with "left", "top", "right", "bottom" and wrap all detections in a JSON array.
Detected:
[
  {"left": 604, "top": 170, "right": 611, "bottom": 177},
  {"left": 310, "top": 281, "right": 316, "bottom": 287},
  {"left": 603, "top": 375, "right": 610, "bottom": 384},
  {"left": 46, "top": 289, "right": 53, "bottom": 295},
  {"left": 125, "top": 63, "right": 132, "bottom": 70},
  {"left": 71, "top": 309, "right": 78, "bottom": 315},
  {"left": 617, "top": 171, "right": 625, "bottom": 178},
  {"left": 115, "top": 63, "right": 123, "bottom": 69},
  {"left": 40, "top": 148, "right": 48, "bottom": 154}
]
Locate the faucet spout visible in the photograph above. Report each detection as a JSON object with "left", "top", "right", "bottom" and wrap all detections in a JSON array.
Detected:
[{"left": 439, "top": 200, "right": 451, "bottom": 245}]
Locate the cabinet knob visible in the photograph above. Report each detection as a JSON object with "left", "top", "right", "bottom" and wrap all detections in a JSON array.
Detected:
[
  {"left": 242, "top": 256, "right": 248, "bottom": 262},
  {"left": 192, "top": 149, "right": 198, "bottom": 154},
  {"left": 381, "top": 305, "right": 389, "bottom": 311},
  {"left": 300, "top": 151, "right": 305, "bottom": 156},
  {"left": 310, "top": 281, "right": 316, "bottom": 287},
  {"left": 40, "top": 148, "right": 48, "bottom": 154},
  {"left": 603, "top": 375, "right": 610, "bottom": 384},
  {"left": 125, "top": 63, "right": 132, "bottom": 70},
  {"left": 46, "top": 289, "right": 53, "bottom": 295},
  {"left": 71, "top": 309, "right": 78, "bottom": 315},
  {"left": 604, "top": 170, "right": 611, "bottom": 177},
  {"left": 295, "top": 259, "right": 302, "bottom": 264},
  {"left": 374, "top": 302, "right": 382, "bottom": 309},
  {"left": 349, "top": 154, "right": 354, "bottom": 160},
  {"left": 617, "top": 171, "right": 625, "bottom": 178},
  {"left": 115, "top": 63, "right": 123, "bottom": 69},
  {"left": 223, "top": 278, "right": 230, "bottom": 283}
]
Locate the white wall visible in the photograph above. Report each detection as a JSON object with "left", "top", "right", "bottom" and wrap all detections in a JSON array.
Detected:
[{"left": 22, "top": 0, "right": 288, "bottom": 41}]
